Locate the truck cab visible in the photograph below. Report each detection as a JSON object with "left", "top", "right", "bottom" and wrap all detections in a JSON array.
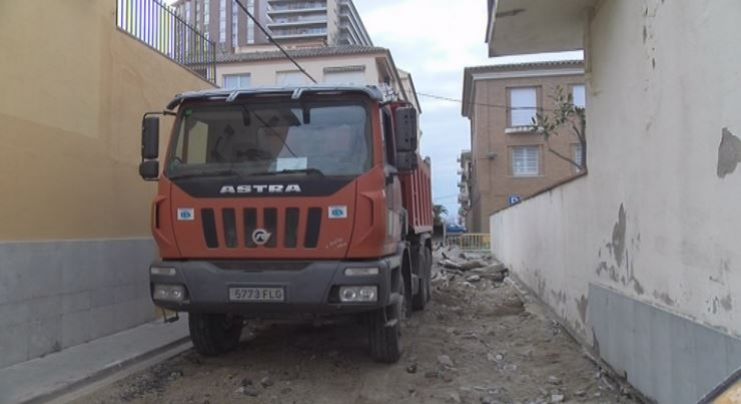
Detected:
[{"left": 139, "top": 85, "right": 432, "bottom": 363}]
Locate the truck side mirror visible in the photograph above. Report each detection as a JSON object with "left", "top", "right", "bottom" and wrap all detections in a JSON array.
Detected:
[
  {"left": 395, "top": 151, "right": 419, "bottom": 173},
  {"left": 141, "top": 116, "right": 160, "bottom": 159},
  {"left": 394, "top": 107, "right": 418, "bottom": 153},
  {"left": 139, "top": 160, "right": 159, "bottom": 180},
  {"left": 140, "top": 115, "right": 160, "bottom": 181}
]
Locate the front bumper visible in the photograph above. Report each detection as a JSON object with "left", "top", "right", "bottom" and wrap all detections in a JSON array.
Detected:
[{"left": 149, "top": 257, "right": 398, "bottom": 318}]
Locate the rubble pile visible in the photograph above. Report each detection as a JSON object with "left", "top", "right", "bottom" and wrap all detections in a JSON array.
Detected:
[{"left": 432, "top": 245, "right": 509, "bottom": 289}]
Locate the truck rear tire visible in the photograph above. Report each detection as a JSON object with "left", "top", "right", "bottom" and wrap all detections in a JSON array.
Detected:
[
  {"left": 369, "top": 273, "right": 405, "bottom": 363},
  {"left": 188, "top": 313, "right": 243, "bottom": 356},
  {"left": 425, "top": 246, "right": 433, "bottom": 303},
  {"left": 412, "top": 246, "right": 431, "bottom": 310}
]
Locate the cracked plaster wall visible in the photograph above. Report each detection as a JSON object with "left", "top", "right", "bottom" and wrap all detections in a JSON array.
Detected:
[{"left": 490, "top": 1, "right": 741, "bottom": 400}]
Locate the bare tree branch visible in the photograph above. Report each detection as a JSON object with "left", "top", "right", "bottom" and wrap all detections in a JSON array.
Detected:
[
  {"left": 548, "top": 147, "right": 582, "bottom": 170},
  {"left": 534, "top": 85, "right": 587, "bottom": 171},
  {"left": 571, "top": 122, "right": 583, "bottom": 141}
]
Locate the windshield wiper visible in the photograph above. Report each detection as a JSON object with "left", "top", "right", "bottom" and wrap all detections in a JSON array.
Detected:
[
  {"left": 168, "top": 168, "right": 242, "bottom": 180},
  {"left": 249, "top": 168, "right": 325, "bottom": 177}
]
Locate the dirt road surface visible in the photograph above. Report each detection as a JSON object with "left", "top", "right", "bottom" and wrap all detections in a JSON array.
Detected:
[{"left": 75, "top": 253, "right": 641, "bottom": 404}]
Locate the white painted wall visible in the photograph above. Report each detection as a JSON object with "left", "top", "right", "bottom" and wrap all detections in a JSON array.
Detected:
[{"left": 491, "top": 0, "right": 741, "bottom": 351}]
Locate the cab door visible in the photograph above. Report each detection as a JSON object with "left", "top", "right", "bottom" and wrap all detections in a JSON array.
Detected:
[{"left": 381, "top": 107, "right": 404, "bottom": 246}]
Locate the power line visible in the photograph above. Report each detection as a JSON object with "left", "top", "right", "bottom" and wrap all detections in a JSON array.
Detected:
[
  {"left": 434, "top": 193, "right": 460, "bottom": 201},
  {"left": 232, "top": 2, "right": 556, "bottom": 116},
  {"left": 231, "top": 1, "right": 539, "bottom": 113},
  {"left": 233, "top": 0, "right": 318, "bottom": 84},
  {"left": 416, "top": 91, "right": 559, "bottom": 112}
]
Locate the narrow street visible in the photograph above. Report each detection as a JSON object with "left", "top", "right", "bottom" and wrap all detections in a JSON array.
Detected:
[{"left": 75, "top": 251, "right": 640, "bottom": 404}]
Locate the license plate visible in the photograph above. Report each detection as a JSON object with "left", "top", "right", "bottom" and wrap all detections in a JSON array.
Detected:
[{"left": 229, "top": 287, "right": 285, "bottom": 302}]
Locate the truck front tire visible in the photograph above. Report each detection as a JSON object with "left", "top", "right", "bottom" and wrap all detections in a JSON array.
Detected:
[
  {"left": 368, "top": 300, "right": 403, "bottom": 363},
  {"left": 189, "top": 313, "right": 243, "bottom": 356},
  {"left": 368, "top": 272, "right": 405, "bottom": 363}
]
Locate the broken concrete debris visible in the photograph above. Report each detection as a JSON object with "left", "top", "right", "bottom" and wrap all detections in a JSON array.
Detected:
[
  {"left": 260, "top": 376, "right": 274, "bottom": 388},
  {"left": 547, "top": 375, "right": 562, "bottom": 385},
  {"left": 81, "top": 243, "right": 641, "bottom": 404},
  {"left": 432, "top": 246, "right": 508, "bottom": 289},
  {"left": 437, "top": 354, "right": 454, "bottom": 367},
  {"left": 235, "top": 385, "right": 260, "bottom": 397}
]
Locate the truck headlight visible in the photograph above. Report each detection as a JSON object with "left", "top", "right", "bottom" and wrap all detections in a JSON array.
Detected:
[
  {"left": 339, "top": 286, "right": 377, "bottom": 302},
  {"left": 344, "top": 267, "right": 379, "bottom": 276},
  {"left": 153, "top": 284, "right": 186, "bottom": 302},
  {"left": 150, "top": 266, "right": 177, "bottom": 276}
]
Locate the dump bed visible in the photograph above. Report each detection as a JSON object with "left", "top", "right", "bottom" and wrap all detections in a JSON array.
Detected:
[{"left": 399, "top": 155, "right": 433, "bottom": 235}]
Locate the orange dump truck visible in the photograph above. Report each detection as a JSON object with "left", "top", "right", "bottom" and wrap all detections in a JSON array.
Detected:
[{"left": 138, "top": 85, "right": 433, "bottom": 362}]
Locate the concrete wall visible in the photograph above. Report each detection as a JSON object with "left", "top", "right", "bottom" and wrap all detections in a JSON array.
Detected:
[
  {"left": 0, "top": 1, "right": 214, "bottom": 367},
  {"left": 490, "top": 1, "right": 741, "bottom": 402}
]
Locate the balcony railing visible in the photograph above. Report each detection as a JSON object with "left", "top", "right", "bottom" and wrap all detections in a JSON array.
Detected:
[
  {"left": 116, "top": 0, "right": 216, "bottom": 83},
  {"left": 271, "top": 27, "right": 328, "bottom": 37},
  {"left": 269, "top": 15, "right": 328, "bottom": 25},
  {"left": 267, "top": 2, "right": 327, "bottom": 13}
]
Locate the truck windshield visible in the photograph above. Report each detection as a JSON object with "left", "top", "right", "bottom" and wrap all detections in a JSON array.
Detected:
[{"left": 167, "top": 102, "right": 371, "bottom": 178}]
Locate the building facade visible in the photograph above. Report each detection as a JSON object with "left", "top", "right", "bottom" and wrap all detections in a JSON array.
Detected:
[
  {"left": 0, "top": 0, "right": 215, "bottom": 368},
  {"left": 461, "top": 61, "right": 585, "bottom": 232},
  {"left": 172, "top": 0, "right": 372, "bottom": 54},
  {"left": 457, "top": 150, "right": 472, "bottom": 228},
  {"left": 214, "top": 45, "right": 421, "bottom": 115},
  {"left": 487, "top": 1, "right": 741, "bottom": 403}
]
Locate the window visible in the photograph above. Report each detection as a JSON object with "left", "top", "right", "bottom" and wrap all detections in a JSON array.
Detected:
[
  {"left": 509, "top": 87, "right": 538, "bottom": 127},
  {"left": 223, "top": 74, "right": 251, "bottom": 89},
  {"left": 219, "top": 0, "right": 226, "bottom": 43},
  {"left": 276, "top": 70, "right": 308, "bottom": 86},
  {"left": 232, "top": 1, "right": 239, "bottom": 48},
  {"left": 246, "top": 0, "right": 255, "bottom": 44},
  {"left": 572, "top": 143, "right": 584, "bottom": 172},
  {"left": 184, "top": 3, "right": 192, "bottom": 52},
  {"left": 204, "top": 0, "right": 210, "bottom": 27},
  {"left": 168, "top": 103, "right": 371, "bottom": 178},
  {"left": 572, "top": 84, "right": 586, "bottom": 108},
  {"left": 511, "top": 146, "right": 540, "bottom": 177}
]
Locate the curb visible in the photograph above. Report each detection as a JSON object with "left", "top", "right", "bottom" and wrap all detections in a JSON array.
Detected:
[{"left": 23, "top": 336, "right": 191, "bottom": 404}]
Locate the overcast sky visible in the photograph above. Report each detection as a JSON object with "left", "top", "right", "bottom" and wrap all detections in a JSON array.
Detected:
[{"left": 354, "top": 0, "right": 581, "bottom": 222}]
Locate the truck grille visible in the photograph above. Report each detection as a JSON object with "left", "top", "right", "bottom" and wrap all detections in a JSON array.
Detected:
[{"left": 200, "top": 207, "right": 322, "bottom": 249}]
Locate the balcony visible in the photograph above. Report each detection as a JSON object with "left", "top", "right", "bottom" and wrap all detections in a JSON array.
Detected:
[
  {"left": 270, "top": 27, "right": 328, "bottom": 40},
  {"left": 267, "top": 1, "right": 327, "bottom": 15},
  {"left": 505, "top": 125, "right": 539, "bottom": 134},
  {"left": 487, "top": 0, "right": 596, "bottom": 56},
  {"left": 268, "top": 16, "right": 328, "bottom": 29}
]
